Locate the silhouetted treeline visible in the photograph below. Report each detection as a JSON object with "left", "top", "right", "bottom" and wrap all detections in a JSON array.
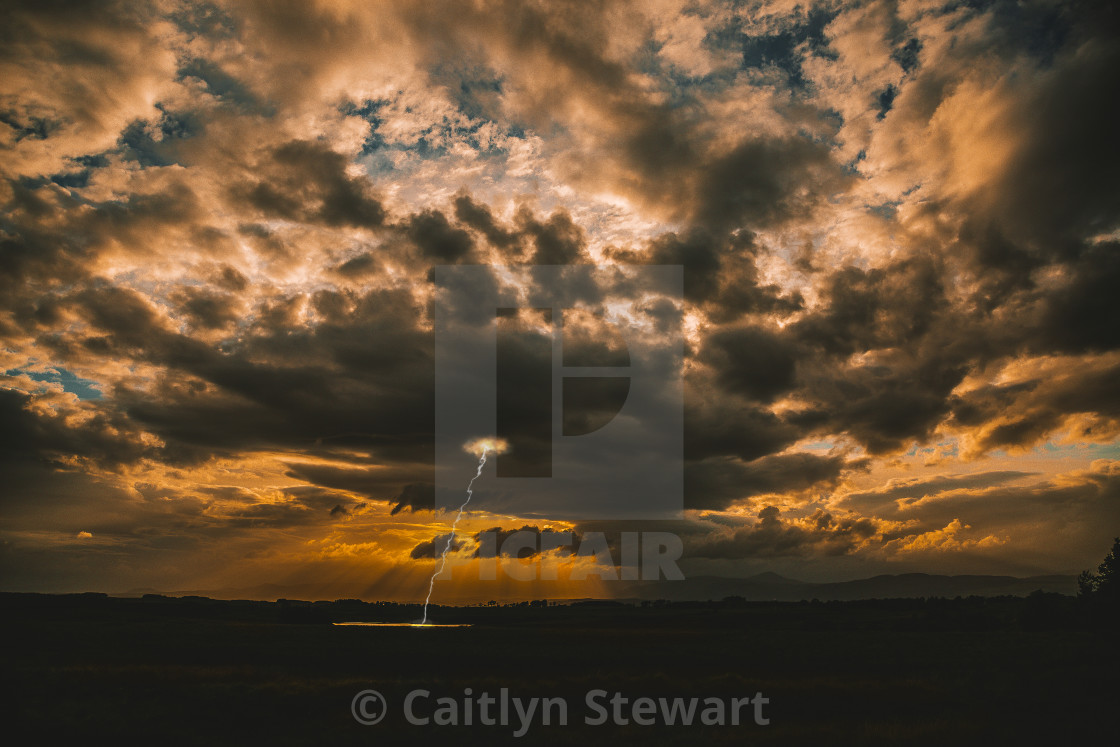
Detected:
[{"left": 1, "top": 589, "right": 1112, "bottom": 631}]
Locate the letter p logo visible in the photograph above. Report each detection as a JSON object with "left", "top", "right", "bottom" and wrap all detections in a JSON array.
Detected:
[{"left": 435, "top": 266, "right": 683, "bottom": 520}]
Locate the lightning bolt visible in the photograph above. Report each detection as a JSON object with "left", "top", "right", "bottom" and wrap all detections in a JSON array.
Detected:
[{"left": 420, "top": 446, "right": 490, "bottom": 625}]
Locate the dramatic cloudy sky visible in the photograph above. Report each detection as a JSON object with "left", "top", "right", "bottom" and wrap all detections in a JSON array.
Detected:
[{"left": 2, "top": 0, "right": 1118, "bottom": 599}]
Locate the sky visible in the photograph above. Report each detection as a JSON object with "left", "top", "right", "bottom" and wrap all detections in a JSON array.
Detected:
[{"left": 1, "top": 0, "right": 1118, "bottom": 600}]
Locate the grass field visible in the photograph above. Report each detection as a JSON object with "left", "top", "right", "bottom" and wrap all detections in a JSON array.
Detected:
[{"left": 3, "top": 593, "right": 1115, "bottom": 745}]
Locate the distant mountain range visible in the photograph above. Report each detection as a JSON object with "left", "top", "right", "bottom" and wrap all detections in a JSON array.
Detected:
[
  {"left": 610, "top": 572, "right": 1078, "bottom": 602},
  {"left": 119, "top": 572, "right": 1078, "bottom": 603}
]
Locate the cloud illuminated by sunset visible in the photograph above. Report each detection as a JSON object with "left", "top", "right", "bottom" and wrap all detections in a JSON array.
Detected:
[{"left": 0, "top": 0, "right": 1117, "bottom": 600}]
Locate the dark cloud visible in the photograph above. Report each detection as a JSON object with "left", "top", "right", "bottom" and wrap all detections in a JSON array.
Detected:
[
  {"left": 793, "top": 257, "right": 947, "bottom": 356},
  {"left": 171, "top": 287, "right": 240, "bottom": 330},
  {"left": 948, "top": 356, "right": 1120, "bottom": 453},
  {"left": 0, "top": 386, "right": 162, "bottom": 468},
  {"left": 685, "top": 451, "right": 858, "bottom": 511},
  {"left": 518, "top": 207, "right": 586, "bottom": 265},
  {"left": 212, "top": 264, "right": 248, "bottom": 291},
  {"left": 684, "top": 398, "right": 799, "bottom": 464},
  {"left": 409, "top": 532, "right": 464, "bottom": 559},
  {"left": 232, "top": 140, "right": 386, "bottom": 229},
  {"left": 282, "top": 463, "right": 423, "bottom": 506},
  {"left": 391, "top": 483, "right": 434, "bottom": 515},
  {"left": 453, "top": 193, "right": 517, "bottom": 250},
  {"left": 5, "top": 275, "right": 439, "bottom": 500},
  {"left": 494, "top": 309, "right": 553, "bottom": 476},
  {"left": 621, "top": 228, "right": 724, "bottom": 299},
  {"left": 703, "top": 324, "right": 799, "bottom": 403},
  {"left": 837, "top": 471, "right": 1037, "bottom": 516},
  {"left": 693, "top": 136, "right": 850, "bottom": 231},
  {"left": 177, "top": 57, "right": 260, "bottom": 110},
  {"left": 1038, "top": 242, "right": 1120, "bottom": 354},
  {"left": 689, "top": 506, "right": 877, "bottom": 559},
  {"left": 406, "top": 209, "right": 474, "bottom": 262},
  {"left": 334, "top": 251, "right": 379, "bottom": 277},
  {"left": 472, "top": 525, "right": 582, "bottom": 558},
  {"left": 791, "top": 360, "right": 969, "bottom": 455}
]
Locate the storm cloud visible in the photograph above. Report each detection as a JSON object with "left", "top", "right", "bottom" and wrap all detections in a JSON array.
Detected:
[{"left": 2, "top": 0, "right": 1118, "bottom": 596}]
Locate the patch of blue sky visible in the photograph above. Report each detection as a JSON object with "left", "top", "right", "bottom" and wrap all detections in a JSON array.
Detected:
[
  {"left": 18, "top": 153, "right": 111, "bottom": 201},
  {"left": 340, "top": 98, "right": 390, "bottom": 156},
  {"left": 722, "top": 4, "right": 839, "bottom": 91},
  {"left": 6, "top": 367, "right": 102, "bottom": 400},
  {"left": 344, "top": 92, "right": 524, "bottom": 177},
  {"left": 1038, "top": 438, "right": 1120, "bottom": 461},
  {"left": 116, "top": 104, "right": 204, "bottom": 168},
  {"left": 167, "top": 1, "right": 238, "bottom": 40},
  {"left": 876, "top": 84, "right": 897, "bottom": 120},
  {"left": 0, "top": 111, "right": 59, "bottom": 142},
  {"left": 357, "top": 120, "right": 521, "bottom": 178},
  {"left": 642, "top": 53, "right": 741, "bottom": 109},
  {"left": 842, "top": 149, "right": 867, "bottom": 176},
  {"left": 978, "top": 438, "right": 1118, "bottom": 469},
  {"left": 904, "top": 439, "right": 959, "bottom": 459},
  {"left": 868, "top": 200, "right": 901, "bottom": 220}
]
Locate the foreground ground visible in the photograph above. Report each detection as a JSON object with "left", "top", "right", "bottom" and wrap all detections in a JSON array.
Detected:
[{"left": 2, "top": 593, "right": 1115, "bottom": 745}]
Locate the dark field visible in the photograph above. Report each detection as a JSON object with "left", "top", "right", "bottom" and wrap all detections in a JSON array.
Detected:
[{"left": 2, "top": 593, "right": 1116, "bottom": 745}]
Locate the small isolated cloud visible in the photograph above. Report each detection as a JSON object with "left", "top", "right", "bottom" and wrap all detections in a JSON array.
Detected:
[{"left": 409, "top": 533, "right": 465, "bottom": 559}]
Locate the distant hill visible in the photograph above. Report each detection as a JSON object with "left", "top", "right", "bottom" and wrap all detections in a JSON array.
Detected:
[
  {"left": 114, "top": 572, "right": 1078, "bottom": 604},
  {"left": 610, "top": 572, "right": 1078, "bottom": 602}
]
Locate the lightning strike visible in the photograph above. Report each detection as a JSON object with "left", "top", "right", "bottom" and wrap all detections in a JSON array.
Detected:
[{"left": 419, "top": 438, "right": 507, "bottom": 625}]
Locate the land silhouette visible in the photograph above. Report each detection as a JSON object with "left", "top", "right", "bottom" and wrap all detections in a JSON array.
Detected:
[{"left": 3, "top": 578, "right": 1117, "bottom": 745}]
